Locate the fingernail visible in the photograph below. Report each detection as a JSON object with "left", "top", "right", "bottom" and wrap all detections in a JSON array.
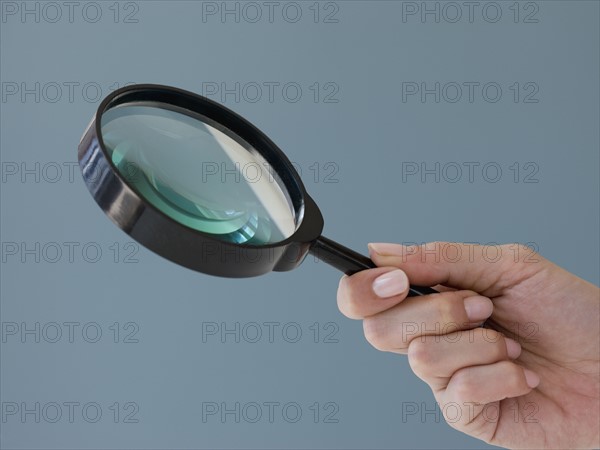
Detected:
[
  {"left": 463, "top": 296, "right": 493, "bottom": 322},
  {"left": 523, "top": 368, "right": 540, "bottom": 388},
  {"left": 372, "top": 269, "right": 409, "bottom": 298},
  {"left": 505, "top": 338, "right": 522, "bottom": 359}
]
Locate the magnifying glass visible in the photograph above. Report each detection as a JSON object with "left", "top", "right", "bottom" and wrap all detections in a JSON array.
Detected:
[{"left": 78, "top": 84, "right": 437, "bottom": 297}]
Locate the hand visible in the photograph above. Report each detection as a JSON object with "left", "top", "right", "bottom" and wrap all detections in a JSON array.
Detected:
[{"left": 337, "top": 242, "right": 599, "bottom": 449}]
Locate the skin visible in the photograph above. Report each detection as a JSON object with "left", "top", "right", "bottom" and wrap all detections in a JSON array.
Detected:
[{"left": 337, "top": 242, "right": 600, "bottom": 449}]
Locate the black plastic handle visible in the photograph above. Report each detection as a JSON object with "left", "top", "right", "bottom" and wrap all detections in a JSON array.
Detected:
[{"left": 309, "top": 236, "right": 438, "bottom": 297}]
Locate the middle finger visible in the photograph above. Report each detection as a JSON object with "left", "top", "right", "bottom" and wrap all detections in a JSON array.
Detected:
[{"left": 362, "top": 290, "right": 493, "bottom": 353}]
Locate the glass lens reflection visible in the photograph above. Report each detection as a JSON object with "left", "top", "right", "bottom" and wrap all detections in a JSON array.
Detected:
[{"left": 100, "top": 102, "right": 297, "bottom": 245}]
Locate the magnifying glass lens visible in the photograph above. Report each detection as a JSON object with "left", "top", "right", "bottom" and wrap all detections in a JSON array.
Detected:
[{"left": 100, "top": 102, "right": 298, "bottom": 245}]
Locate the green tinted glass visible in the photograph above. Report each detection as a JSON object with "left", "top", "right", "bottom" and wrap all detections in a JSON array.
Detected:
[{"left": 100, "top": 102, "right": 297, "bottom": 245}]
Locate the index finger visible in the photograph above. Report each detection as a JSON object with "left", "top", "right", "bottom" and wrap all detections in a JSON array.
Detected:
[{"left": 368, "top": 242, "right": 538, "bottom": 297}]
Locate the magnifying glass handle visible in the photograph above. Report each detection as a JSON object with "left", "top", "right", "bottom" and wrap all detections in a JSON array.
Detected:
[{"left": 309, "top": 236, "right": 438, "bottom": 297}]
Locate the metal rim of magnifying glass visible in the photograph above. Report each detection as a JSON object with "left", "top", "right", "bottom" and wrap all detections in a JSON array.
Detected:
[{"left": 78, "top": 84, "right": 324, "bottom": 278}]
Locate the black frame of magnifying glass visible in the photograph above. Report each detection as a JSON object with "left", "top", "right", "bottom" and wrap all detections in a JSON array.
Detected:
[{"left": 79, "top": 84, "right": 437, "bottom": 295}]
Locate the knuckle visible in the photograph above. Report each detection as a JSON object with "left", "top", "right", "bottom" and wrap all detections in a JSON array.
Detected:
[
  {"left": 497, "top": 243, "right": 545, "bottom": 285},
  {"left": 470, "top": 328, "right": 506, "bottom": 360},
  {"left": 479, "top": 329, "right": 506, "bottom": 360},
  {"left": 362, "top": 317, "right": 390, "bottom": 351},
  {"left": 434, "top": 293, "right": 465, "bottom": 326},
  {"left": 407, "top": 339, "right": 435, "bottom": 376},
  {"left": 450, "top": 369, "right": 476, "bottom": 401},
  {"left": 434, "top": 296, "right": 454, "bottom": 320}
]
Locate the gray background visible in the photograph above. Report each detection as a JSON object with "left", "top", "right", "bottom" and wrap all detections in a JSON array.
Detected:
[{"left": 1, "top": 0, "right": 598, "bottom": 448}]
